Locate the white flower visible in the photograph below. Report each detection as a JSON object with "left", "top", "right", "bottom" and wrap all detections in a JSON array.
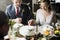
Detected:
[
  {"left": 55, "top": 23, "right": 60, "bottom": 29},
  {"left": 41, "top": 38, "right": 46, "bottom": 40},
  {"left": 12, "top": 23, "right": 23, "bottom": 35},
  {"left": 13, "top": 23, "right": 23, "bottom": 29}
]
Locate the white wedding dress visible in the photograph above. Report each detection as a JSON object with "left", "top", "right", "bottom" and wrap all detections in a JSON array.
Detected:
[{"left": 36, "top": 9, "right": 54, "bottom": 25}]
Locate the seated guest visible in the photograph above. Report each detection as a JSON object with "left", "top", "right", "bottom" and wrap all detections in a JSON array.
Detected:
[
  {"left": 5, "top": 0, "right": 34, "bottom": 25},
  {"left": 0, "top": 11, "right": 9, "bottom": 40},
  {"left": 36, "top": 0, "right": 56, "bottom": 26}
]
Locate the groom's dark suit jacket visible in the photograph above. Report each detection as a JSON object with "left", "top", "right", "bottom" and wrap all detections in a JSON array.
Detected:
[{"left": 6, "top": 4, "right": 33, "bottom": 25}]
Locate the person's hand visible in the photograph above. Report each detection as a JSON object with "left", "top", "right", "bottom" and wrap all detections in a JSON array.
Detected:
[
  {"left": 28, "top": 19, "right": 35, "bottom": 26},
  {"left": 15, "top": 18, "right": 22, "bottom": 23}
]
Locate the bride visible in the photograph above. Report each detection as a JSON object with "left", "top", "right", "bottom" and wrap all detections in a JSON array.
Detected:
[{"left": 36, "top": 0, "right": 56, "bottom": 26}]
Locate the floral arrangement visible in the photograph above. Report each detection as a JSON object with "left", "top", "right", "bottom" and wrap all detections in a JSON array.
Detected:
[
  {"left": 9, "top": 20, "right": 16, "bottom": 29},
  {"left": 54, "top": 23, "right": 60, "bottom": 36},
  {"left": 38, "top": 23, "right": 60, "bottom": 40},
  {"left": 39, "top": 25, "right": 54, "bottom": 36},
  {"left": 8, "top": 20, "right": 24, "bottom": 39},
  {"left": 54, "top": 29, "right": 60, "bottom": 36},
  {"left": 38, "top": 25, "right": 55, "bottom": 40}
]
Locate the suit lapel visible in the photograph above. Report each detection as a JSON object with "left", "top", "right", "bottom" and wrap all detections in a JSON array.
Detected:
[
  {"left": 9, "top": 5, "right": 17, "bottom": 18},
  {"left": 12, "top": 5, "right": 16, "bottom": 15},
  {"left": 18, "top": 5, "right": 23, "bottom": 17}
]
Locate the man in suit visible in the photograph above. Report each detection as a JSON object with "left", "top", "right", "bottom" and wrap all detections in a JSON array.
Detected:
[
  {"left": 0, "top": 11, "right": 9, "bottom": 40},
  {"left": 6, "top": 0, "right": 33, "bottom": 25}
]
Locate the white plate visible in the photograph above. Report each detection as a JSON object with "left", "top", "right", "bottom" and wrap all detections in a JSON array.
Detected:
[{"left": 19, "top": 26, "right": 36, "bottom": 36}]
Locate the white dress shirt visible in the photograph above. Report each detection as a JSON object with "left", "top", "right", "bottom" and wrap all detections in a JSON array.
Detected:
[
  {"left": 13, "top": 4, "right": 20, "bottom": 13},
  {"left": 15, "top": 6, "right": 20, "bottom": 13}
]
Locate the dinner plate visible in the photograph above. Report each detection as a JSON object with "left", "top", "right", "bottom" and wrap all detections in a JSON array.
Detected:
[{"left": 19, "top": 26, "right": 36, "bottom": 36}]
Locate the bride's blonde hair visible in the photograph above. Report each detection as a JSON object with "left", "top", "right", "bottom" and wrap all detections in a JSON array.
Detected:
[{"left": 40, "top": 0, "right": 51, "bottom": 11}]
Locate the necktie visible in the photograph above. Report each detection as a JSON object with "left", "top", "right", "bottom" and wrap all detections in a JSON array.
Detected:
[{"left": 16, "top": 7, "right": 19, "bottom": 16}]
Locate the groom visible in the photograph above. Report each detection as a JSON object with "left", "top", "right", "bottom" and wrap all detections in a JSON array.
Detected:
[{"left": 6, "top": 0, "right": 33, "bottom": 25}]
